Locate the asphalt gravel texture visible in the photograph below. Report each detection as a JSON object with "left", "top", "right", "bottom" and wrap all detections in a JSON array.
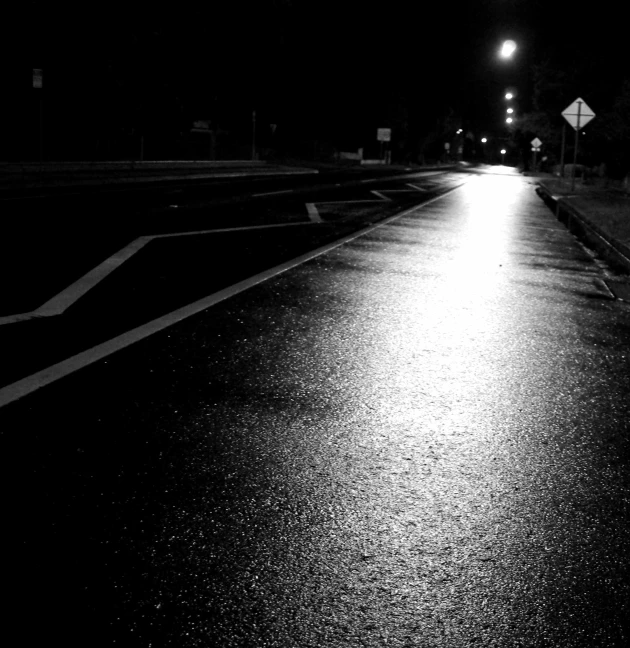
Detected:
[{"left": 1, "top": 172, "right": 630, "bottom": 647}]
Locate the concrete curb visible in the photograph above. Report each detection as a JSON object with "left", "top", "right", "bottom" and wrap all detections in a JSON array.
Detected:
[{"left": 536, "top": 182, "right": 630, "bottom": 275}]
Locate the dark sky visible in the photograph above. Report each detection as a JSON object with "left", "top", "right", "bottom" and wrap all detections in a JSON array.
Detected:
[{"left": 7, "top": 0, "right": 628, "bottom": 146}]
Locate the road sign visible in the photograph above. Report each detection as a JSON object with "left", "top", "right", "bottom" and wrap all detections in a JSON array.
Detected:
[
  {"left": 562, "top": 98, "right": 595, "bottom": 130},
  {"left": 377, "top": 128, "right": 391, "bottom": 142},
  {"left": 191, "top": 120, "right": 211, "bottom": 133},
  {"left": 33, "top": 68, "right": 42, "bottom": 88},
  {"left": 531, "top": 137, "right": 542, "bottom": 148}
]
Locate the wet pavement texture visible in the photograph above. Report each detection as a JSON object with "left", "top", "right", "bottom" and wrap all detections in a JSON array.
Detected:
[{"left": 1, "top": 173, "right": 630, "bottom": 647}]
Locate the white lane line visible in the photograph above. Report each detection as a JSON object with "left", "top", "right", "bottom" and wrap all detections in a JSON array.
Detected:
[
  {"left": 34, "top": 236, "right": 152, "bottom": 317},
  {"left": 252, "top": 189, "right": 294, "bottom": 197},
  {"left": 359, "top": 171, "right": 446, "bottom": 183},
  {"left": 152, "top": 221, "right": 313, "bottom": 238},
  {"left": 311, "top": 190, "right": 391, "bottom": 206},
  {"left": 0, "top": 222, "right": 315, "bottom": 326},
  {"left": 306, "top": 203, "right": 322, "bottom": 222},
  {"left": 0, "top": 185, "right": 464, "bottom": 409},
  {"left": 375, "top": 184, "right": 427, "bottom": 193}
]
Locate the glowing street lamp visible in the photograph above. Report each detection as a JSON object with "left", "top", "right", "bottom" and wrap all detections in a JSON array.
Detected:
[
  {"left": 500, "top": 40, "right": 517, "bottom": 58},
  {"left": 481, "top": 137, "right": 487, "bottom": 143},
  {"left": 507, "top": 108, "right": 514, "bottom": 114},
  {"left": 506, "top": 117, "right": 513, "bottom": 124},
  {"left": 501, "top": 148, "right": 506, "bottom": 164},
  {"left": 505, "top": 92, "right": 513, "bottom": 100}
]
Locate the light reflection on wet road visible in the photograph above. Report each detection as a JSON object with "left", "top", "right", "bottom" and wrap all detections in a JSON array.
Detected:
[{"left": 1, "top": 171, "right": 630, "bottom": 646}]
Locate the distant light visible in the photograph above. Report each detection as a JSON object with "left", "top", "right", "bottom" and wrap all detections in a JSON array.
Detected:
[
  {"left": 481, "top": 137, "right": 487, "bottom": 143},
  {"left": 505, "top": 93, "right": 513, "bottom": 100},
  {"left": 507, "top": 108, "right": 514, "bottom": 114},
  {"left": 506, "top": 117, "right": 513, "bottom": 124},
  {"left": 501, "top": 149, "right": 507, "bottom": 154},
  {"left": 500, "top": 40, "right": 517, "bottom": 58}
]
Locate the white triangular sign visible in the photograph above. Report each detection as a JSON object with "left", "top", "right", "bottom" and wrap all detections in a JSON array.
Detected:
[{"left": 562, "top": 97, "right": 595, "bottom": 130}]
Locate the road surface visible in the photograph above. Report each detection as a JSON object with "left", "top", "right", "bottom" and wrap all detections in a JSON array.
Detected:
[{"left": 1, "top": 168, "right": 629, "bottom": 647}]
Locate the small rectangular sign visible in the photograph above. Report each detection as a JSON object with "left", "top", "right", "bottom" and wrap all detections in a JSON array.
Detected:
[
  {"left": 33, "top": 68, "right": 42, "bottom": 88},
  {"left": 377, "top": 128, "right": 391, "bottom": 142}
]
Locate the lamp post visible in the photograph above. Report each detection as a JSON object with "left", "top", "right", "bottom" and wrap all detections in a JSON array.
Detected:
[{"left": 501, "top": 148, "right": 506, "bottom": 164}]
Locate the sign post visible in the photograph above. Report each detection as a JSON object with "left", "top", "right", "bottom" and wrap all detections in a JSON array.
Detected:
[
  {"left": 530, "top": 137, "right": 542, "bottom": 172},
  {"left": 33, "top": 69, "right": 43, "bottom": 161},
  {"left": 562, "top": 98, "right": 595, "bottom": 190},
  {"left": 377, "top": 128, "right": 391, "bottom": 164}
]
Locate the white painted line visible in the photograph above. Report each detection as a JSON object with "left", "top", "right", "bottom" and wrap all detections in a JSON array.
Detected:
[
  {"left": 0, "top": 223, "right": 314, "bottom": 326},
  {"left": 34, "top": 236, "right": 153, "bottom": 317},
  {"left": 0, "top": 184, "right": 464, "bottom": 408},
  {"left": 152, "top": 221, "right": 313, "bottom": 238},
  {"left": 407, "top": 183, "right": 427, "bottom": 191},
  {"left": 252, "top": 189, "right": 294, "bottom": 197},
  {"left": 370, "top": 190, "right": 392, "bottom": 201},
  {"left": 360, "top": 171, "right": 446, "bottom": 184},
  {"left": 0, "top": 313, "right": 40, "bottom": 325},
  {"left": 306, "top": 203, "right": 322, "bottom": 222}
]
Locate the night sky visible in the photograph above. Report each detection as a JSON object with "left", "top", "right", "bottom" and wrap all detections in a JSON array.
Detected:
[{"left": 3, "top": 0, "right": 627, "bottom": 160}]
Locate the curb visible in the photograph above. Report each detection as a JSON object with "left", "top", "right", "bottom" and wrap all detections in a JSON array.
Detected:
[{"left": 536, "top": 182, "right": 630, "bottom": 276}]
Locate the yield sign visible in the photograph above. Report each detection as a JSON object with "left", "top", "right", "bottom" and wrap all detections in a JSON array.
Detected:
[
  {"left": 531, "top": 137, "right": 542, "bottom": 148},
  {"left": 562, "top": 97, "right": 595, "bottom": 130}
]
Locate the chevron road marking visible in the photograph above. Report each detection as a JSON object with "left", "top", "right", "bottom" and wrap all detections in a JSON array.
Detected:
[{"left": 0, "top": 221, "right": 315, "bottom": 326}]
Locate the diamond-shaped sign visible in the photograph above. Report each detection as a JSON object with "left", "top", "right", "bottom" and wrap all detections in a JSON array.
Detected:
[
  {"left": 531, "top": 137, "right": 542, "bottom": 148},
  {"left": 562, "top": 98, "right": 595, "bottom": 131}
]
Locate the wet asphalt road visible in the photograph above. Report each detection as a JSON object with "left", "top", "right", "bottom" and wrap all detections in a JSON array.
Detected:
[{"left": 1, "top": 170, "right": 630, "bottom": 647}]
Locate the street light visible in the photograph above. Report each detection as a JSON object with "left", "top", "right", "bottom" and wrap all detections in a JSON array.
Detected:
[
  {"left": 481, "top": 137, "right": 487, "bottom": 143},
  {"left": 500, "top": 40, "right": 517, "bottom": 58},
  {"left": 505, "top": 92, "right": 513, "bottom": 100},
  {"left": 506, "top": 117, "right": 513, "bottom": 124},
  {"left": 501, "top": 148, "right": 506, "bottom": 164},
  {"left": 507, "top": 108, "right": 514, "bottom": 114}
]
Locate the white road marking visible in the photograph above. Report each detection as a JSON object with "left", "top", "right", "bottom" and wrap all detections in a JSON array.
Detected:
[
  {"left": 151, "top": 221, "right": 313, "bottom": 238},
  {"left": 0, "top": 222, "right": 314, "bottom": 325},
  {"left": 306, "top": 203, "right": 322, "bottom": 222},
  {"left": 252, "top": 189, "right": 294, "bottom": 197},
  {"left": 34, "top": 236, "right": 152, "bottom": 317},
  {"left": 373, "top": 184, "right": 427, "bottom": 193},
  {"left": 359, "top": 171, "right": 446, "bottom": 184},
  {"left": 0, "top": 187, "right": 463, "bottom": 408}
]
